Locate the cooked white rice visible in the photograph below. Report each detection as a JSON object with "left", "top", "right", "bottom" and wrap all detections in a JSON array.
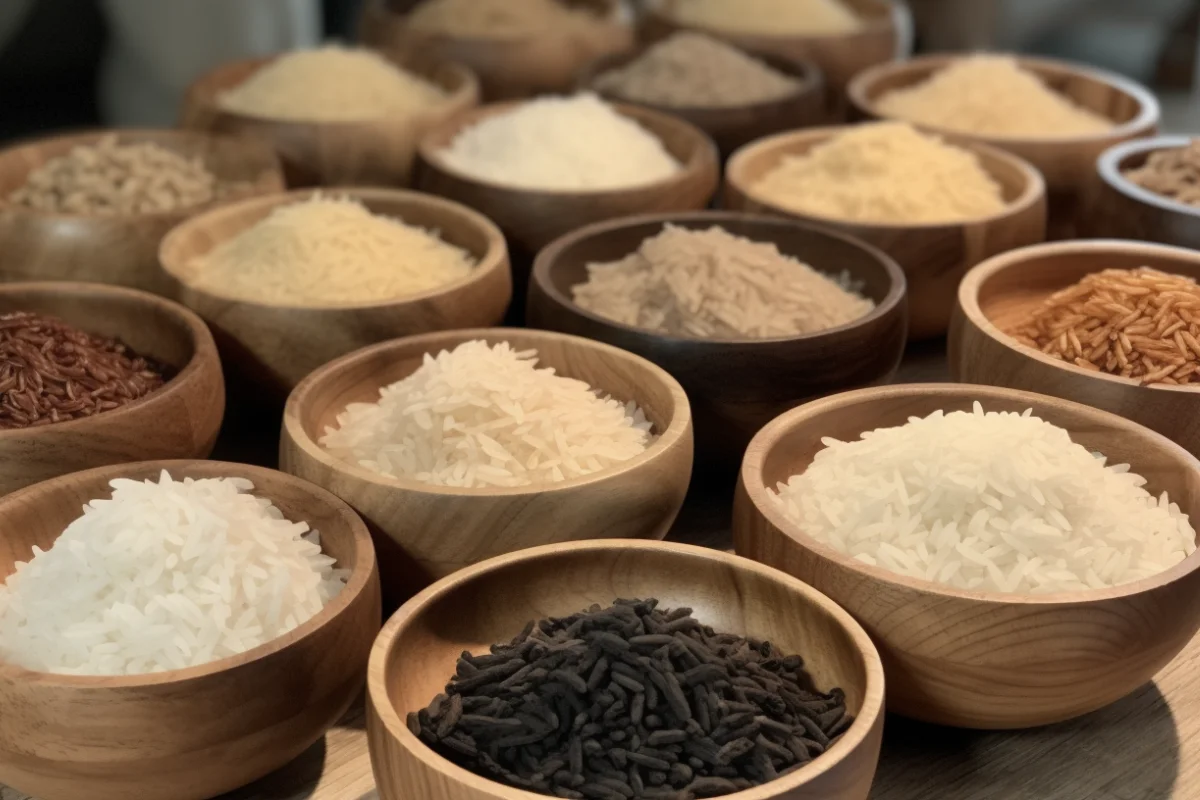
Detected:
[
  {"left": 320, "top": 340, "right": 655, "bottom": 487},
  {"left": 769, "top": 402, "right": 1196, "bottom": 594},
  {"left": 0, "top": 471, "right": 348, "bottom": 675}
]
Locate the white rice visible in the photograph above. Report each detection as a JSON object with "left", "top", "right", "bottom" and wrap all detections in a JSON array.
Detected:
[
  {"left": 319, "top": 340, "right": 655, "bottom": 488},
  {"left": 0, "top": 471, "right": 349, "bottom": 675},
  {"left": 769, "top": 402, "right": 1197, "bottom": 594}
]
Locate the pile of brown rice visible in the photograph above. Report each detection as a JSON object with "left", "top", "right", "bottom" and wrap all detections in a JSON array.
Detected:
[{"left": 1122, "top": 140, "right": 1200, "bottom": 207}]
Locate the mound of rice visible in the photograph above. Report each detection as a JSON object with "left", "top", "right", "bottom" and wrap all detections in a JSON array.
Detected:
[
  {"left": 0, "top": 472, "right": 348, "bottom": 675},
  {"left": 320, "top": 340, "right": 654, "bottom": 487},
  {"left": 769, "top": 402, "right": 1196, "bottom": 594}
]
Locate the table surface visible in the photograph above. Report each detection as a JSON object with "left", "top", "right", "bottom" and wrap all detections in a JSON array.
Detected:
[{"left": 6, "top": 341, "right": 1196, "bottom": 800}]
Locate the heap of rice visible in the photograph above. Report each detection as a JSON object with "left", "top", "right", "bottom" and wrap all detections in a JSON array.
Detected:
[
  {"left": 751, "top": 122, "right": 1007, "bottom": 223},
  {"left": 218, "top": 45, "right": 446, "bottom": 122},
  {"left": 875, "top": 55, "right": 1113, "bottom": 137},
  {"left": 320, "top": 340, "right": 654, "bottom": 487},
  {"left": 185, "top": 196, "right": 475, "bottom": 305},
  {"left": 668, "top": 0, "right": 862, "bottom": 36},
  {"left": 571, "top": 224, "right": 874, "bottom": 338},
  {"left": 0, "top": 472, "right": 348, "bottom": 675},
  {"left": 770, "top": 402, "right": 1196, "bottom": 594},
  {"left": 407, "top": 0, "right": 604, "bottom": 37}
]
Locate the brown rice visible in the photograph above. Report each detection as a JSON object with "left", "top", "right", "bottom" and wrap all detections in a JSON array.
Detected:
[{"left": 1122, "top": 140, "right": 1200, "bottom": 207}]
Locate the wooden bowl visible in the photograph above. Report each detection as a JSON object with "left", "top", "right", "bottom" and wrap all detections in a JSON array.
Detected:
[
  {"left": 579, "top": 44, "right": 826, "bottom": 159},
  {"left": 724, "top": 126, "right": 1047, "bottom": 339},
  {"left": 0, "top": 459, "right": 382, "bottom": 800},
  {"left": 358, "top": 0, "right": 634, "bottom": 101},
  {"left": 180, "top": 49, "right": 479, "bottom": 187},
  {"left": 367, "top": 539, "right": 886, "bottom": 800},
  {"left": 1088, "top": 135, "right": 1200, "bottom": 246},
  {"left": 0, "top": 129, "right": 283, "bottom": 295},
  {"left": 847, "top": 53, "right": 1160, "bottom": 239},
  {"left": 527, "top": 211, "right": 907, "bottom": 466},
  {"left": 280, "top": 328, "right": 694, "bottom": 607},
  {"left": 641, "top": 0, "right": 901, "bottom": 119},
  {"left": 734, "top": 383, "right": 1200, "bottom": 729},
  {"left": 949, "top": 239, "right": 1200, "bottom": 459},
  {"left": 0, "top": 282, "right": 224, "bottom": 497},
  {"left": 159, "top": 187, "right": 512, "bottom": 396}
]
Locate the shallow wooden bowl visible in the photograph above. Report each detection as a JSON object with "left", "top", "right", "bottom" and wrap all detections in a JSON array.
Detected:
[
  {"left": 848, "top": 53, "right": 1160, "bottom": 238},
  {"left": 734, "top": 383, "right": 1200, "bottom": 729},
  {"left": 580, "top": 45, "right": 825, "bottom": 159},
  {"left": 527, "top": 211, "right": 907, "bottom": 466},
  {"left": 0, "top": 459, "right": 382, "bottom": 800},
  {"left": 159, "top": 187, "right": 512, "bottom": 395},
  {"left": 1088, "top": 136, "right": 1200, "bottom": 246},
  {"left": 641, "top": 0, "right": 900, "bottom": 118},
  {"left": 949, "top": 239, "right": 1200, "bottom": 458},
  {"left": 180, "top": 49, "right": 479, "bottom": 187},
  {"left": 0, "top": 282, "right": 224, "bottom": 497},
  {"left": 359, "top": 0, "right": 634, "bottom": 101},
  {"left": 280, "top": 328, "right": 693, "bottom": 607},
  {"left": 367, "top": 539, "right": 886, "bottom": 799},
  {"left": 0, "top": 129, "right": 283, "bottom": 295},
  {"left": 724, "top": 126, "right": 1046, "bottom": 339}
]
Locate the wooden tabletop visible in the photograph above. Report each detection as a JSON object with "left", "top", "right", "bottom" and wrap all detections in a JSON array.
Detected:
[{"left": 4, "top": 340, "right": 1194, "bottom": 800}]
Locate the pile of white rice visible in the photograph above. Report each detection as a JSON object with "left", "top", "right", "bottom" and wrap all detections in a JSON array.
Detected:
[
  {"left": 320, "top": 340, "right": 654, "bottom": 487},
  {"left": 770, "top": 403, "right": 1196, "bottom": 594},
  {"left": 0, "top": 472, "right": 348, "bottom": 675}
]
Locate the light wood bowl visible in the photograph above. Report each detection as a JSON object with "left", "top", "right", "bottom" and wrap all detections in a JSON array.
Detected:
[
  {"left": 0, "top": 129, "right": 283, "bottom": 295},
  {"left": 724, "top": 126, "right": 1047, "bottom": 339},
  {"left": 734, "top": 383, "right": 1200, "bottom": 729},
  {"left": 0, "top": 282, "right": 224, "bottom": 497},
  {"left": 527, "top": 211, "right": 907, "bottom": 466},
  {"left": 367, "top": 539, "right": 886, "bottom": 800},
  {"left": 280, "top": 328, "right": 693, "bottom": 608},
  {"left": 159, "top": 187, "right": 512, "bottom": 396},
  {"left": 358, "top": 0, "right": 634, "bottom": 101},
  {"left": 1088, "top": 135, "right": 1200, "bottom": 246},
  {"left": 180, "top": 49, "right": 479, "bottom": 187},
  {"left": 579, "top": 45, "right": 826, "bottom": 159},
  {"left": 641, "top": 0, "right": 901, "bottom": 119},
  {"left": 0, "top": 459, "right": 382, "bottom": 800},
  {"left": 847, "top": 53, "right": 1160, "bottom": 239},
  {"left": 949, "top": 239, "right": 1200, "bottom": 459}
]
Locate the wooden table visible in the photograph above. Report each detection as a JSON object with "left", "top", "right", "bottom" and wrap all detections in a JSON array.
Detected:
[{"left": 5, "top": 340, "right": 1196, "bottom": 800}]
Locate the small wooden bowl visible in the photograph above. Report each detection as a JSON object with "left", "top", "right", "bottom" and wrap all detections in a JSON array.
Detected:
[
  {"left": 1088, "top": 135, "right": 1200, "bottom": 246},
  {"left": 724, "top": 126, "right": 1047, "bottom": 339},
  {"left": 358, "top": 0, "right": 634, "bottom": 101},
  {"left": 580, "top": 44, "right": 826, "bottom": 159},
  {"left": 0, "top": 129, "right": 283, "bottom": 295},
  {"left": 0, "top": 459, "right": 382, "bottom": 800},
  {"left": 367, "top": 539, "right": 886, "bottom": 800},
  {"left": 159, "top": 187, "right": 512, "bottom": 395},
  {"left": 0, "top": 282, "right": 224, "bottom": 497},
  {"left": 527, "top": 211, "right": 907, "bottom": 466},
  {"left": 280, "top": 328, "right": 694, "bottom": 607},
  {"left": 416, "top": 101, "right": 720, "bottom": 263},
  {"left": 734, "top": 383, "right": 1200, "bottom": 729},
  {"left": 848, "top": 53, "right": 1160, "bottom": 239},
  {"left": 180, "top": 49, "right": 479, "bottom": 187},
  {"left": 949, "top": 239, "right": 1200, "bottom": 458},
  {"left": 641, "top": 0, "right": 901, "bottom": 118}
]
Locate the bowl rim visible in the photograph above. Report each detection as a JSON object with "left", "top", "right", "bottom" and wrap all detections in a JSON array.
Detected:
[
  {"left": 846, "top": 52, "right": 1162, "bottom": 145},
  {"left": 0, "top": 127, "right": 283, "bottom": 223},
  {"left": 0, "top": 281, "right": 221, "bottom": 439},
  {"left": 725, "top": 124, "right": 1047, "bottom": 230},
  {"left": 0, "top": 459, "right": 377, "bottom": 687},
  {"left": 366, "top": 537, "right": 886, "bottom": 800},
  {"left": 643, "top": 0, "right": 898, "bottom": 41},
  {"left": 416, "top": 99, "right": 720, "bottom": 198},
  {"left": 283, "top": 326, "right": 693, "bottom": 497},
  {"left": 530, "top": 209, "right": 907, "bottom": 345},
  {"left": 958, "top": 238, "right": 1200, "bottom": 394},
  {"left": 742, "top": 382, "right": 1200, "bottom": 606},
  {"left": 158, "top": 186, "right": 510, "bottom": 311},
  {"left": 1096, "top": 135, "right": 1200, "bottom": 218}
]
